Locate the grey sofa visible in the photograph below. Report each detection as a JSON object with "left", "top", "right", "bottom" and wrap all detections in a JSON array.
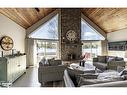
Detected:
[
  {"left": 38, "top": 58, "right": 66, "bottom": 85},
  {"left": 93, "top": 56, "right": 125, "bottom": 71},
  {"left": 64, "top": 69, "right": 75, "bottom": 87},
  {"left": 83, "top": 80, "right": 127, "bottom": 87},
  {"left": 64, "top": 69, "right": 127, "bottom": 87}
]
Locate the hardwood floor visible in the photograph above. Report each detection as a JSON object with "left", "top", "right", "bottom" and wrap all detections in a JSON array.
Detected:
[
  {"left": 41, "top": 81, "right": 65, "bottom": 87},
  {"left": 12, "top": 67, "right": 41, "bottom": 87},
  {"left": 12, "top": 67, "right": 64, "bottom": 87}
]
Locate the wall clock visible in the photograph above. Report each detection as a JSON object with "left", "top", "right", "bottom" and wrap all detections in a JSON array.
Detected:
[
  {"left": 0, "top": 36, "right": 13, "bottom": 51},
  {"left": 66, "top": 30, "right": 77, "bottom": 42}
]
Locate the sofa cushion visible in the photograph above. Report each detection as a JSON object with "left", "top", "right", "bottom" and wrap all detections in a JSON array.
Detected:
[
  {"left": 78, "top": 74, "right": 98, "bottom": 79},
  {"left": 49, "top": 59, "right": 62, "bottom": 66},
  {"left": 78, "top": 77, "right": 122, "bottom": 86},
  {"left": 53, "top": 60, "right": 62, "bottom": 66},
  {"left": 98, "top": 56, "right": 106, "bottom": 63},
  {"left": 78, "top": 77, "right": 111, "bottom": 86},
  {"left": 93, "top": 62, "right": 107, "bottom": 70}
]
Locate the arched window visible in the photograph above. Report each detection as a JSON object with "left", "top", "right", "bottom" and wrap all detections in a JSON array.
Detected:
[{"left": 29, "top": 14, "right": 59, "bottom": 60}]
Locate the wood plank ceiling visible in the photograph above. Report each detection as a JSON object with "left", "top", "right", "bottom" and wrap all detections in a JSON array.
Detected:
[
  {"left": 0, "top": 8, "right": 127, "bottom": 33},
  {"left": 0, "top": 8, "right": 56, "bottom": 29},
  {"left": 82, "top": 8, "right": 127, "bottom": 33}
]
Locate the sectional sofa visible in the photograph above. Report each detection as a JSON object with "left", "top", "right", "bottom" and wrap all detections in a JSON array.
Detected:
[
  {"left": 64, "top": 68, "right": 127, "bottom": 87},
  {"left": 93, "top": 56, "right": 126, "bottom": 71}
]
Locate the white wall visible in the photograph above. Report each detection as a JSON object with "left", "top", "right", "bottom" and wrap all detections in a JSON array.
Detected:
[
  {"left": 107, "top": 28, "right": 127, "bottom": 42},
  {"left": 0, "top": 13, "right": 26, "bottom": 55}
]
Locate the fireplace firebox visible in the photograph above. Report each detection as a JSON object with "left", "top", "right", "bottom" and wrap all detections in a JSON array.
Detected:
[{"left": 67, "top": 53, "right": 76, "bottom": 60}]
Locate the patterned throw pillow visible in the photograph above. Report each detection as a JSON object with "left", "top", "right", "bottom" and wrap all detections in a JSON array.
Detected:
[
  {"left": 39, "top": 57, "right": 51, "bottom": 66},
  {"left": 44, "top": 60, "right": 50, "bottom": 66},
  {"left": 40, "top": 57, "right": 46, "bottom": 63}
]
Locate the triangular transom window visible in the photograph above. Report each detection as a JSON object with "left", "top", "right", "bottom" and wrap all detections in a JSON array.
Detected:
[
  {"left": 81, "top": 18, "right": 105, "bottom": 40},
  {"left": 29, "top": 14, "right": 58, "bottom": 40}
]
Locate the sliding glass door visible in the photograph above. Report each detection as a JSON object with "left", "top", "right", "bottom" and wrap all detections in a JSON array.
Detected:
[{"left": 37, "top": 40, "right": 59, "bottom": 63}]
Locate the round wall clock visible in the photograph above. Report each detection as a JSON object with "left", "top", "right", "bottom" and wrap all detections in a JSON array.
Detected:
[
  {"left": 0, "top": 36, "right": 13, "bottom": 51},
  {"left": 66, "top": 30, "right": 77, "bottom": 42}
]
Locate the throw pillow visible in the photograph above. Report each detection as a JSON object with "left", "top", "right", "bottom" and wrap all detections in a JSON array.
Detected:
[
  {"left": 39, "top": 57, "right": 46, "bottom": 66},
  {"left": 40, "top": 57, "right": 46, "bottom": 63},
  {"left": 107, "top": 57, "right": 115, "bottom": 62},
  {"left": 115, "top": 57, "right": 123, "bottom": 61},
  {"left": 44, "top": 60, "right": 50, "bottom": 66},
  {"left": 52, "top": 60, "right": 62, "bottom": 66},
  {"left": 47, "top": 58, "right": 54, "bottom": 66},
  {"left": 39, "top": 59, "right": 50, "bottom": 66}
]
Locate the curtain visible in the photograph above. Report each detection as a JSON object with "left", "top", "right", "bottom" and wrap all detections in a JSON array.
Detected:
[{"left": 25, "top": 38, "right": 37, "bottom": 67}]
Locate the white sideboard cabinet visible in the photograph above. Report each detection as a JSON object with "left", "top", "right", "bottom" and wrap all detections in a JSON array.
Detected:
[{"left": 0, "top": 55, "right": 26, "bottom": 86}]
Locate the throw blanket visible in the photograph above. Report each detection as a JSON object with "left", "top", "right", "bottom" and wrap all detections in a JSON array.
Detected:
[{"left": 97, "top": 70, "right": 123, "bottom": 81}]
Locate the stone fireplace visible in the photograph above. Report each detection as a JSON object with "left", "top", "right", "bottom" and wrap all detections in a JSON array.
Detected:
[{"left": 60, "top": 8, "right": 82, "bottom": 61}]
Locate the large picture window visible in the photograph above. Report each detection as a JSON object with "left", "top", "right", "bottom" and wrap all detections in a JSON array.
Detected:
[
  {"left": 82, "top": 41, "right": 101, "bottom": 62},
  {"left": 29, "top": 14, "right": 59, "bottom": 63},
  {"left": 81, "top": 18, "right": 104, "bottom": 62},
  {"left": 37, "top": 41, "right": 59, "bottom": 62}
]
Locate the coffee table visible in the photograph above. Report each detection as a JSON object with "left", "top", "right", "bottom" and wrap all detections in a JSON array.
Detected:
[
  {"left": 70, "top": 63, "right": 96, "bottom": 73},
  {"left": 62, "top": 60, "right": 81, "bottom": 65}
]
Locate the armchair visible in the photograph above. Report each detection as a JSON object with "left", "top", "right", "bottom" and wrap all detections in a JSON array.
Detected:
[{"left": 38, "top": 58, "right": 66, "bottom": 85}]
